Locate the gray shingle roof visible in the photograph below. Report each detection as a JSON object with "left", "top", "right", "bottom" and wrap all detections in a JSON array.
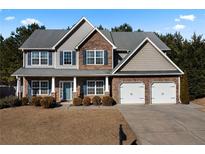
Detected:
[
  {"left": 20, "top": 29, "right": 68, "bottom": 49},
  {"left": 20, "top": 29, "right": 170, "bottom": 51},
  {"left": 11, "top": 68, "right": 112, "bottom": 77},
  {"left": 100, "top": 30, "right": 170, "bottom": 51},
  {"left": 11, "top": 67, "right": 181, "bottom": 77},
  {"left": 114, "top": 70, "right": 181, "bottom": 76}
]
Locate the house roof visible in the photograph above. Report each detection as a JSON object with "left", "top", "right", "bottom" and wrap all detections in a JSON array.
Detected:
[
  {"left": 19, "top": 29, "right": 69, "bottom": 50},
  {"left": 100, "top": 30, "right": 170, "bottom": 51},
  {"left": 113, "top": 70, "right": 182, "bottom": 76},
  {"left": 11, "top": 68, "right": 112, "bottom": 77},
  {"left": 12, "top": 67, "right": 182, "bottom": 77},
  {"left": 19, "top": 29, "right": 170, "bottom": 51}
]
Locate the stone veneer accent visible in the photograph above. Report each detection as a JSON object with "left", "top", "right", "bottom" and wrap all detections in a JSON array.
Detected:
[
  {"left": 111, "top": 76, "right": 179, "bottom": 104},
  {"left": 78, "top": 31, "right": 113, "bottom": 70}
]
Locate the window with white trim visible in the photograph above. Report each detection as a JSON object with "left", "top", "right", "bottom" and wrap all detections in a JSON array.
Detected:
[
  {"left": 87, "top": 80, "right": 104, "bottom": 95},
  {"left": 31, "top": 51, "right": 48, "bottom": 65},
  {"left": 86, "top": 50, "right": 104, "bottom": 65},
  {"left": 63, "top": 51, "right": 72, "bottom": 65},
  {"left": 32, "top": 80, "right": 49, "bottom": 96},
  {"left": 40, "top": 52, "right": 48, "bottom": 65}
]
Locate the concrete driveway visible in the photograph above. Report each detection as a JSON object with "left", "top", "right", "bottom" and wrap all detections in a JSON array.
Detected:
[{"left": 118, "top": 103, "right": 205, "bottom": 145}]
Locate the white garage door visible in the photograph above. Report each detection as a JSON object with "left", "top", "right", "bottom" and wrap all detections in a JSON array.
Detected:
[
  {"left": 120, "top": 83, "right": 145, "bottom": 104},
  {"left": 152, "top": 82, "right": 176, "bottom": 104}
]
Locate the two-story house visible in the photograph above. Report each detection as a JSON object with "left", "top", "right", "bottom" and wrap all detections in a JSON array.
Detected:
[{"left": 12, "top": 17, "right": 184, "bottom": 104}]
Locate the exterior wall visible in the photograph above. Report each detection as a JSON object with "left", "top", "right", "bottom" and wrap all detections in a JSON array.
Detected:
[
  {"left": 56, "top": 20, "right": 93, "bottom": 69},
  {"left": 78, "top": 31, "right": 113, "bottom": 70},
  {"left": 112, "top": 76, "right": 179, "bottom": 104},
  {"left": 120, "top": 42, "right": 177, "bottom": 71}
]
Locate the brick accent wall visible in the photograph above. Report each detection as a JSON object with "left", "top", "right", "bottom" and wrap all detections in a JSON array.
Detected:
[
  {"left": 112, "top": 76, "right": 179, "bottom": 104},
  {"left": 78, "top": 31, "right": 113, "bottom": 70}
]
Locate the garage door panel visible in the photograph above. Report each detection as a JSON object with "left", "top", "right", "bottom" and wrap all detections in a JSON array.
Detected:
[
  {"left": 152, "top": 82, "right": 176, "bottom": 104},
  {"left": 121, "top": 83, "right": 145, "bottom": 104}
]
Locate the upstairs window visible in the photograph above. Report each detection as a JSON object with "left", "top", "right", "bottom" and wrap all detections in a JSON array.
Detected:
[
  {"left": 41, "top": 52, "right": 48, "bottom": 65},
  {"left": 31, "top": 51, "right": 48, "bottom": 65},
  {"left": 32, "top": 51, "right": 39, "bottom": 65},
  {"left": 63, "top": 51, "right": 72, "bottom": 65},
  {"left": 86, "top": 50, "right": 104, "bottom": 65}
]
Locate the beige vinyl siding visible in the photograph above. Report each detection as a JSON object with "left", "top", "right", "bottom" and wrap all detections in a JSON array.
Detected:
[
  {"left": 120, "top": 42, "right": 177, "bottom": 71},
  {"left": 56, "top": 21, "right": 94, "bottom": 69}
]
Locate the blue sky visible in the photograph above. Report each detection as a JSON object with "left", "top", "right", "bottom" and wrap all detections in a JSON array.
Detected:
[{"left": 0, "top": 9, "right": 205, "bottom": 39}]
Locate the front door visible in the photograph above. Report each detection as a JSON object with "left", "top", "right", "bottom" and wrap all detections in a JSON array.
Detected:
[{"left": 63, "top": 82, "right": 72, "bottom": 100}]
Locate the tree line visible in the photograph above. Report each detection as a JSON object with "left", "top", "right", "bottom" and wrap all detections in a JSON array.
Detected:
[{"left": 0, "top": 23, "right": 204, "bottom": 100}]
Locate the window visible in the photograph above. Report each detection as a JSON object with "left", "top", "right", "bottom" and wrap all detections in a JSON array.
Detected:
[
  {"left": 32, "top": 80, "right": 49, "bottom": 95},
  {"left": 41, "top": 52, "right": 48, "bottom": 65},
  {"left": 32, "top": 81, "right": 39, "bottom": 95},
  {"left": 63, "top": 51, "right": 72, "bottom": 65},
  {"left": 86, "top": 50, "right": 104, "bottom": 65},
  {"left": 87, "top": 80, "right": 104, "bottom": 95},
  {"left": 31, "top": 51, "right": 48, "bottom": 65},
  {"left": 32, "top": 52, "right": 39, "bottom": 65}
]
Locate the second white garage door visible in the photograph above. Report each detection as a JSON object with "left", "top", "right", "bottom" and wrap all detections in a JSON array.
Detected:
[
  {"left": 120, "top": 83, "right": 145, "bottom": 104},
  {"left": 152, "top": 82, "right": 176, "bottom": 104}
]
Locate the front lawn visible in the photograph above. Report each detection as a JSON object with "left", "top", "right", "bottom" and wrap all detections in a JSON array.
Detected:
[
  {"left": 0, "top": 106, "right": 136, "bottom": 145},
  {"left": 191, "top": 97, "right": 205, "bottom": 112}
]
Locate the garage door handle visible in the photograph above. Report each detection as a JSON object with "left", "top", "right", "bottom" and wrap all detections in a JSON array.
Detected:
[
  {"left": 140, "top": 98, "right": 144, "bottom": 99},
  {"left": 171, "top": 97, "right": 175, "bottom": 99}
]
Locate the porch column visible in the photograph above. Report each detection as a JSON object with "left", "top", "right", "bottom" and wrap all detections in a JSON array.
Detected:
[
  {"left": 51, "top": 77, "right": 56, "bottom": 99},
  {"left": 73, "top": 77, "right": 77, "bottom": 98},
  {"left": 105, "top": 76, "right": 109, "bottom": 95},
  {"left": 51, "top": 77, "right": 55, "bottom": 93},
  {"left": 16, "top": 76, "right": 21, "bottom": 98}
]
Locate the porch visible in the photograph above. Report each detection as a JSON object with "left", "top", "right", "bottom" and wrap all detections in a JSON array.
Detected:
[{"left": 16, "top": 76, "right": 110, "bottom": 102}]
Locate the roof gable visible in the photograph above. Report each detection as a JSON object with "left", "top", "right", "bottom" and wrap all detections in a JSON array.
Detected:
[
  {"left": 112, "top": 37, "right": 184, "bottom": 74},
  {"left": 75, "top": 28, "right": 116, "bottom": 49},
  {"left": 19, "top": 17, "right": 94, "bottom": 50}
]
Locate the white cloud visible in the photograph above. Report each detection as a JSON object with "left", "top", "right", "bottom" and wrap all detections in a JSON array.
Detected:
[
  {"left": 173, "top": 24, "right": 186, "bottom": 30},
  {"left": 5, "top": 16, "right": 15, "bottom": 21},
  {"left": 175, "top": 18, "right": 180, "bottom": 22},
  {"left": 179, "top": 14, "right": 196, "bottom": 21},
  {"left": 21, "top": 18, "right": 42, "bottom": 25}
]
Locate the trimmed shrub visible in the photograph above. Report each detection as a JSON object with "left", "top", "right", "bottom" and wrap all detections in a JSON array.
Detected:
[
  {"left": 102, "top": 96, "right": 114, "bottom": 106},
  {"left": 21, "top": 97, "right": 29, "bottom": 105},
  {"left": 73, "top": 97, "right": 82, "bottom": 106},
  {"left": 92, "top": 96, "right": 101, "bottom": 105},
  {"left": 31, "top": 96, "right": 41, "bottom": 106},
  {"left": 82, "top": 96, "right": 91, "bottom": 106},
  {"left": 0, "top": 96, "right": 21, "bottom": 109},
  {"left": 180, "top": 73, "right": 190, "bottom": 104},
  {"left": 40, "top": 96, "right": 54, "bottom": 108},
  {"left": 0, "top": 99, "right": 10, "bottom": 109}
]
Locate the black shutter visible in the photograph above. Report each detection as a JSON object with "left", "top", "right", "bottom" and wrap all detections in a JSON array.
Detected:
[
  {"left": 72, "top": 51, "right": 76, "bottom": 65},
  {"left": 83, "top": 80, "right": 87, "bottom": 96},
  {"left": 28, "top": 52, "right": 31, "bottom": 65},
  {"left": 49, "top": 52, "right": 52, "bottom": 65},
  {"left": 49, "top": 80, "right": 51, "bottom": 95},
  {"left": 83, "top": 50, "right": 86, "bottom": 65},
  {"left": 60, "top": 51, "right": 63, "bottom": 65},
  {"left": 104, "top": 50, "right": 108, "bottom": 65},
  {"left": 28, "top": 80, "right": 31, "bottom": 96}
]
